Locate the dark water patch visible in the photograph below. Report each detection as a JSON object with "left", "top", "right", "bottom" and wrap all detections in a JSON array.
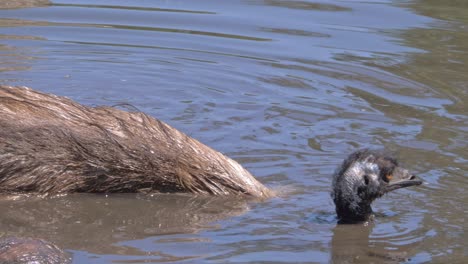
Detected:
[
  {"left": 261, "top": 27, "right": 331, "bottom": 38},
  {"left": 259, "top": 0, "right": 351, "bottom": 12},
  {"left": 305, "top": 211, "right": 337, "bottom": 225},
  {"left": 51, "top": 3, "right": 216, "bottom": 14}
]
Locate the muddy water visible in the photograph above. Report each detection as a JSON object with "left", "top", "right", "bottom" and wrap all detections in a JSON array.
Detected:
[{"left": 0, "top": 0, "right": 466, "bottom": 263}]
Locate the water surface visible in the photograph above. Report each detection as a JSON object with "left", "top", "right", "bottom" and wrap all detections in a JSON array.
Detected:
[{"left": 0, "top": 0, "right": 466, "bottom": 263}]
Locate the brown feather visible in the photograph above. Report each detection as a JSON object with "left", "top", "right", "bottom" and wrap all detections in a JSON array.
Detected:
[{"left": 0, "top": 85, "right": 272, "bottom": 197}]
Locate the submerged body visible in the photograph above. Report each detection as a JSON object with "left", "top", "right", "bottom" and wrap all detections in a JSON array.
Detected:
[
  {"left": 0, "top": 86, "right": 271, "bottom": 197},
  {"left": 0, "top": 237, "right": 71, "bottom": 264},
  {"left": 0, "top": 86, "right": 424, "bottom": 262},
  {"left": 0, "top": 86, "right": 423, "bottom": 223}
]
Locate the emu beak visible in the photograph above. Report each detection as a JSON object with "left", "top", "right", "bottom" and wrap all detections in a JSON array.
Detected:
[{"left": 385, "top": 167, "right": 423, "bottom": 192}]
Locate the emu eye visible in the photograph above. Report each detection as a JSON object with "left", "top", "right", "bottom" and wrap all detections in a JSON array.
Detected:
[
  {"left": 363, "top": 175, "right": 370, "bottom": 185},
  {"left": 383, "top": 174, "right": 392, "bottom": 183}
]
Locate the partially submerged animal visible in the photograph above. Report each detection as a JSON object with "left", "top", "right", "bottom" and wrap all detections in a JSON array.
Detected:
[
  {"left": 0, "top": 85, "right": 271, "bottom": 197},
  {"left": 332, "top": 149, "right": 422, "bottom": 223},
  {"left": 0, "top": 237, "right": 71, "bottom": 264},
  {"left": 0, "top": 86, "right": 422, "bottom": 223}
]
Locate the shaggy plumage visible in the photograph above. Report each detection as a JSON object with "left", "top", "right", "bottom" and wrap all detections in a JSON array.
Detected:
[
  {"left": 0, "top": 86, "right": 422, "bottom": 223},
  {"left": 332, "top": 149, "right": 422, "bottom": 223},
  {"left": 0, "top": 86, "right": 271, "bottom": 197}
]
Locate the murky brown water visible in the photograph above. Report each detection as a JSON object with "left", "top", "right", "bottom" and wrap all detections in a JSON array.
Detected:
[{"left": 0, "top": 0, "right": 466, "bottom": 263}]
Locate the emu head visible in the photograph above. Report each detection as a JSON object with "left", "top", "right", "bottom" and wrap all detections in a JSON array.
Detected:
[{"left": 331, "top": 149, "right": 422, "bottom": 223}]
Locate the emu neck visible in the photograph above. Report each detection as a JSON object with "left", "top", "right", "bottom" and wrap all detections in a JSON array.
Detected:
[{"left": 335, "top": 199, "right": 373, "bottom": 224}]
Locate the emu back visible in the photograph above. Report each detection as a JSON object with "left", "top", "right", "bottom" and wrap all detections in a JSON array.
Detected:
[{"left": 0, "top": 86, "right": 271, "bottom": 197}]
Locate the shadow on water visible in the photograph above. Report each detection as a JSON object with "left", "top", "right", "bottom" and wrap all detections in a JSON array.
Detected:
[{"left": 0, "top": 193, "right": 251, "bottom": 259}]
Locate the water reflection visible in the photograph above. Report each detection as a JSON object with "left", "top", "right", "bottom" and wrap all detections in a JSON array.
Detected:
[
  {"left": 331, "top": 222, "right": 410, "bottom": 264},
  {"left": 261, "top": 0, "right": 351, "bottom": 11},
  {"left": 0, "top": 194, "right": 251, "bottom": 256}
]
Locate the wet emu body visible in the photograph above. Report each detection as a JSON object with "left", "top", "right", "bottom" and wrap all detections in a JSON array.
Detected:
[
  {"left": 0, "top": 86, "right": 422, "bottom": 263},
  {"left": 0, "top": 85, "right": 271, "bottom": 197},
  {"left": 0, "top": 86, "right": 422, "bottom": 223},
  {"left": 0, "top": 86, "right": 424, "bottom": 263}
]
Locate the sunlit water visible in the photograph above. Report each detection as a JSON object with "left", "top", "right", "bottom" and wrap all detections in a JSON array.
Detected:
[{"left": 0, "top": 0, "right": 466, "bottom": 263}]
